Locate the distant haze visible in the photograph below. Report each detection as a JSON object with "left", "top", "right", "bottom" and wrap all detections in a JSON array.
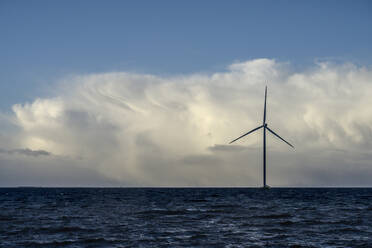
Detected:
[{"left": 1, "top": 59, "right": 372, "bottom": 186}]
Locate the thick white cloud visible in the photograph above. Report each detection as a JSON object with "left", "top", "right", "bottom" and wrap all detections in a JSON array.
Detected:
[{"left": 1, "top": 58, "right": 372, "bottom": 186}]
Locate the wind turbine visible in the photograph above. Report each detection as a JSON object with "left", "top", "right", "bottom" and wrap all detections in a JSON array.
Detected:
[{"left": 229, "top": 86, "right": 294, "bottom": 189}]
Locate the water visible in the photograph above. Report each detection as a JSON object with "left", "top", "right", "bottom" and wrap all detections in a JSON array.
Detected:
[{"left": 1, "top": 188, "right": 371, "bottom": 247}]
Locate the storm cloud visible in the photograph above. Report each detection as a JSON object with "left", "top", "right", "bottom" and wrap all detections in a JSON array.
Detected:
[
  {"left": 0, "top": 148, "right": 51, "bottom": 157},
  {"left": 1, "top": 58, "right": 372, "bottom": 186}
]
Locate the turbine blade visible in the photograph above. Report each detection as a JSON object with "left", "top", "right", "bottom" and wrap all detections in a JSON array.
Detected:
[
  {"left": 263, "top": 86, "right": 267, "bottom": 124},
  {"left": 229, "top": 125, "right": 264, "bottom": 144},
  {"left": 266, "top": 126, "right": 294, "bottom": 148}
]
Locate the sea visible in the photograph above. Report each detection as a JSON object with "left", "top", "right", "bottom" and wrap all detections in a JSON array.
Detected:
[{"left": 1, "top": 188, "right": 371, "bottom": 247}]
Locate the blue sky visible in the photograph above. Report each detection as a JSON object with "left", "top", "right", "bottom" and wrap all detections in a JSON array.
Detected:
[{"left": 1, "top": 0, "right": 371, "bottom": 110}]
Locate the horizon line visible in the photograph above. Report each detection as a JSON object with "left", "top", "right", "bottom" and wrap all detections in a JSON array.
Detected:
[{"left": 2, "top": 186, "right": 372, "bottom": 189}]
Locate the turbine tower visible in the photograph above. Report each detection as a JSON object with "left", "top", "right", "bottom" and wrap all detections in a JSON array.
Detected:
[{"left": 229, "top": 86, "right": 294, "bottom": 188}]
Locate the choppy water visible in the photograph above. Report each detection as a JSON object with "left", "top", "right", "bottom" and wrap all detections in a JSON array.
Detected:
[{"left": 1, "top": 188, "right": 372, "bottom": 247}]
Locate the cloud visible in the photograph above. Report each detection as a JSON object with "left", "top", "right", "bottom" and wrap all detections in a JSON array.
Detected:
[
  {"left": 1, "top": 58, "right": 372, "bottom": 186},
  {"left": 0, "top": 148, "right": 51, "bottom": 157},
  {"left": 208, "top": 144, "right": 250, "bottom": 153}
]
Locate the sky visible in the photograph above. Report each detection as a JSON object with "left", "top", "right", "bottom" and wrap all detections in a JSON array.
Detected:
[{"left": 0, "top": 0, "right": 372, "bottom": 186}]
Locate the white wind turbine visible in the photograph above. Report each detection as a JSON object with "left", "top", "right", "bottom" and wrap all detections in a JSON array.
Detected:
[{"left": 229, "top": 86, "right": 294, "bottom": 188}]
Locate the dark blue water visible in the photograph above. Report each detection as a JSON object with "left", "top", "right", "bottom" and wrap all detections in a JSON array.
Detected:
[{"left": 1, "top": 188, "right": 371, "bottom": 247}]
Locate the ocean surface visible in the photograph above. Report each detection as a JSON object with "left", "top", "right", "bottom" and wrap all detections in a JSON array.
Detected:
[{"left": 1, "top": 188, "right": 371, "bottom": 247}]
